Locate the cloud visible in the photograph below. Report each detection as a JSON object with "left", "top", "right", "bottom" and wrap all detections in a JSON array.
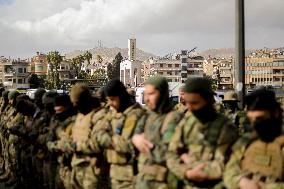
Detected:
[{"left": 0, "top": 0, "right": 283, "bottom": 58}]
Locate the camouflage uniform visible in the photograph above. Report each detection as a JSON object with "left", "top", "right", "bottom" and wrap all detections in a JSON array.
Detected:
[
  {"left": 224, "top": 88, "right": 284, "bottom": 189},
  {"left": 167, "top": 112, "right": 238, "bottom": 189},
  {"left": 224, "top": 132, "right": 284, "bottom": 189},
  {"left": 69, "top": 83, "right": 110, "bottom": 189},
  {"left": 96, "top": 103, "right": 145, "bottom": 189},
  {"left": 47, "top": 115, "right": 75, "bottom": 189},
  {"left": 174, "top": 103, "right": 187, "bottom": 114},
  {"left": 167, "top": 77, "right": 238, "bottom": 189},
  {"left": 133, "top": 76, "right": 183, "bottom": 189},
  {"left": 135, "top": 110, "right": 183, "bottom": 189}
]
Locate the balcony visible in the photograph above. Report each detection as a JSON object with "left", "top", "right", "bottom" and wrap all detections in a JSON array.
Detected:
[
  {"left": 3, "top": 81, "right": 13, "bottom": 86},
  {"left": 220, "top": 73, "right": 232, "bottom": 78}
]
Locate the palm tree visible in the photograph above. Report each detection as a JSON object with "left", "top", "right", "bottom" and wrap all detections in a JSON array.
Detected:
[{"left": 84, "top": 51, "right": 92, "bottom": 67}]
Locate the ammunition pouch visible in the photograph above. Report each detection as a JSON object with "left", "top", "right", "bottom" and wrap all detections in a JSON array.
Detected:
[
  {"left": 106, "top": 149, "right": 127, "bottom": 164},
  {"left": 139, "top": 164, "right": 167, "bottom": 182},
  {"left": 110, "top": 164, "right": 134, "bottom": 181}
]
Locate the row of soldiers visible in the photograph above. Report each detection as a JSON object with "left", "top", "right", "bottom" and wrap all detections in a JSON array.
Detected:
[{"left": 0, "top": 76, "right": 283, "bottom": 189}]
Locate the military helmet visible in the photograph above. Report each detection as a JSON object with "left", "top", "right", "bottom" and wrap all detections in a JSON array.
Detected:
[{"left": 223, "top": 91, "right": 239, "bottom": 102}]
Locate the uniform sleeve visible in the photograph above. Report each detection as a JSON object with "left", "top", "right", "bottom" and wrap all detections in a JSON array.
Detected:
[
  {"left": 111, "top": 113, "right": 141, "bottom": 153},
  {"left": 167, "top": 119, "right": 191, "bottom": 179},
  {"left": 76, "top": 118, "right": 111, "bottom": 154},
  {"left": 204, "top": 122, "right": 239, "bottom": 180},
  {"left": 134, "top": 114, "right": 147, "bottom": 134}
]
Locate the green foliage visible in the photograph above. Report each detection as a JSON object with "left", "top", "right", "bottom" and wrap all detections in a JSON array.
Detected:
[
  {"left": 84, "top": 51, "right": 92, "bottom": 67},
  {"left": 96, "top": 54, "right": 103, "bottom": 64},
  {"left": 46, "top": 51, "right": 63, "bottom": 89},
  {"left": 107, "top": 52, "right": 123, "bottom": 80}
]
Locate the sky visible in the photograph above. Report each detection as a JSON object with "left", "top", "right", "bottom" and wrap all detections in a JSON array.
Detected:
[{"left": 0, "top": 0, "right": 283, "bottom": 58}]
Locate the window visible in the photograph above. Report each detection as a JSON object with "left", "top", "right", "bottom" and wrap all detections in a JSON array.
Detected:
[
  {"left": 18, "top": 68, "right": 23, "bottom": 73},
  {"left": 13, "top": 79, "right": 16, "bottom": 83},
  {"left": 18, "top": 79, "right": 23, "bottom": 84},
  {"left": 181, "top": 58, "right": 187, "bottom": 63},
  {"left": 158, "top": 72, "right": 163, "bottom": 75},
  {"left": 167, "top": 79, "right": 172, "bottom": 82},
  {"left": 168, "top": 64, "right": 172, "bottom": 68},
  {"left": 160, "top": 64, "right": 163, "bottom": 68},
  {"left": 24, "top": 68, "right": 26, "bottom": 73},
  {"left": 167, "top": 71, "right": 172, "bottom": 75},
  {"left": 175, "top": 64, "right": 179, "bottom": 68}
]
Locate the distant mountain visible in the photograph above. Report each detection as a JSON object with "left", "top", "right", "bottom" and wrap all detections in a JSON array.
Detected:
[
  {"left": 198, "top": 48, "right": 253, "bottom": 58},
  {"left": 65, "top": 47, "right": 157, "bottom": 64}
]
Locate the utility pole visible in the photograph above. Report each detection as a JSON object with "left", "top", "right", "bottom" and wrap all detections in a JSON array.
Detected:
[{"left": 235, "top": 0, "right": 245, "bottom": 108}]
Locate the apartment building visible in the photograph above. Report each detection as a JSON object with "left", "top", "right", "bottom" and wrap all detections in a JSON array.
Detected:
[
  {"left": 245, "top": 56, "right": 284, "bottom": 87},
  {"left": 0, "top": 57, "right": 29, "bottom": 89},
  {"left": 143, "top": 55, "right": 205, "bottom": 83},
  {"left": 29, "top": 52, "right": 48, "bottom": 78}
]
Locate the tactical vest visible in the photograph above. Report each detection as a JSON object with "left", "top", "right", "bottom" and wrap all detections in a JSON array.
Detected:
[
  {"left": 107, "top": 103, "right": 143, "bottom": 165},
  {"left": 139, "top": 111, "right": 180, "bottom": 182},
  {"left": 183, "top": 113, "right": 228, "bottom": 166},
  {"left": 71, "top": 109, "right": 97, "bottom": 166},
  {"left": 72, "top": 110, "right": 96, "bottom": 143},
  {"left": 241, "top": 135, "right": 284, "bottom": 183}
]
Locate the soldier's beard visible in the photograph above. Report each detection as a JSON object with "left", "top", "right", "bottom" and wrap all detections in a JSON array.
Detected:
[
  {"left": 254, "top": 118, "right": 282, "bottom": 143},
  {"left": 191, "top": 104, "right": 217, "bottom": 124}
]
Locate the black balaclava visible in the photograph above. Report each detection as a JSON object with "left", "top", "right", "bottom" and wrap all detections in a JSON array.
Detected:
[
  {"left": 246, "top": 88, "right": 282, "bottom": 142},
  {"left": 16, "top": 99, "right": 37, "bottom": 116},
  {"left": 184, "top": 77, "right": 217, "bottom": 123},
  {"left": 42, "top": 91, "right": 58, "bottom": 114},
  {"left": 54, "top": 94, "right": 75, "bottom": 121},
  {"left": 145, "top": 76, "right": 172, "bottom": 114},
  {"left": 34, "top": 88, "right": 46, "bottom": 110},
  {"left": 104, "top": 79, "right": 133, "bottom": 113}
]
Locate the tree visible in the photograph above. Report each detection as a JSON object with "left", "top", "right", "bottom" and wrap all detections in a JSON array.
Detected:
[
  {"left": 107, "top": 52, "right": 123, "bottom": 80},
  {"left": 70, "top": 55, "right": 88, "bottom": 79},
  {"left": 47, "top": 51, "right": 63, "bottom": 89},
  {"left": 96, "top": 54, "right": 103, "bottom": 64},
  {"left": 84, "top": 51, "right": 92, "bottom": 67}
]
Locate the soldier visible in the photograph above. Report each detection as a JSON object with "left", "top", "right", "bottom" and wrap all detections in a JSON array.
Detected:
[
  {"left": 15, "top": 99, "right": 38, "bottom": 189},
  {"left": 0, "top": 90, "right": 20, "bottom": 187},
  {"left": 46, "top": 94, "right": 76, "bottom": 189},
  {"left": 223, "top": 91, "right": 249, "bottom": 134},
  {"left": 167, "top": 77, "right": 238, "bottom": 189},
  {"left": 174, "top": 85, "right": 187, "bottom": 114},
  {"left": 33, "top": 91, "right": 58, "bottom": 188},
  {"left": 132, "top": 76, "right": 183, "bottom": 189},
  {"left": 69, "top": 83, "right": 108, "bottom": 189},
  {"left": 94, "top": 79, "right": 145, "bottom": 189},
  {"left": 224, "top": 88, "right": 284, "bottom": 189}
]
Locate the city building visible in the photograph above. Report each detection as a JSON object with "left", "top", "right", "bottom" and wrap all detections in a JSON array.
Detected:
[
  {"left": 0, "top": 57, "right": 30, "bottom": 89},
  {"left": 120, "top": 38, "right": 143, "bottom": 87},
  {"left": 142, "top": 53, "right": 205, "bottom": 83},
  {"left": 29, "top": 52, "right": 48, "bottom": 78}
]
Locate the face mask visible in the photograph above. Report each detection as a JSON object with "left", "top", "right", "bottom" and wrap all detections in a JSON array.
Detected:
[
  {"left": 253, "top": 118, "right": 282, "bottom": 143},
  {"left": 192, "top": 105, "right": 216, "bottom": 123}
]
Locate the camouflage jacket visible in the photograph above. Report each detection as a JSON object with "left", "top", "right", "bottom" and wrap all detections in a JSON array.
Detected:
[
  {"left": 95, "top": 103, "right": 145, "bottom": 164},
  {"left": 134, "top": 110, "right": 183, "bottom": 181},
  {"left": 174, "top": 103, "right": 187, "bottom": 114},
  {"left": 224, "top": 132, "right": 284, "bottom": 189},
  {"left": 167, "top": 112, "right": 238, "bottom": 188}
]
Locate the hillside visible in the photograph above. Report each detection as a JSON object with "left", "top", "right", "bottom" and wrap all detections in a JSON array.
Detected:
[
  {"left": 65, "top": 47, "right": 157, "bottom": 63},
  {"left": 199, "top": 48, "right": 253, "bottom": 58}
]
